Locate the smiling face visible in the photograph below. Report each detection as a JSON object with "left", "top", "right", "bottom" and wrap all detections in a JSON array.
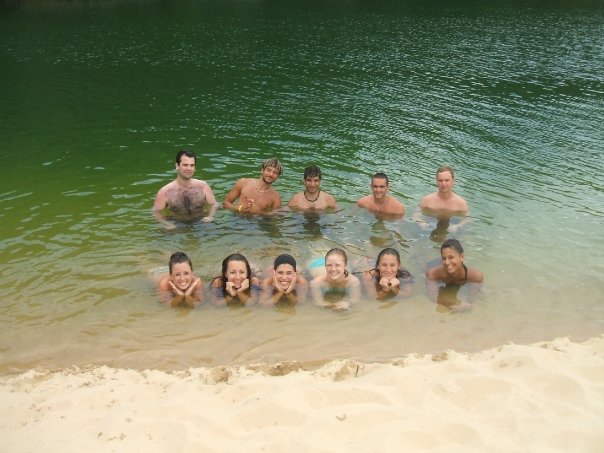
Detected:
[
  {"left": 304, "top": 176, "right": 321, "bottom": 195},
  {"left": 441, "top": 246, "right": 464, "bottom": 275},
  {"left": 170, "top": 262, "right": 193, "bottom": 290},
  {"left": 176, "top": 155, "right": 196, "bottom": 180},
  {"left": 378, "top": 253, "right": 400, "bottom": 280},
  {"left": 225, "top": 260, "right": 249, "bottom": 289},
  {"left": 371, "top": 177, "right": 389, "bottom": 200},
  {"left": 261, "top": 165, "right": 280, "bottom": 186},
  {"left": 325, "top": 253, "right": 347, "bottom": 282},
  {"left": 274, "top": 263, "right": 296, "bottom": 290}
]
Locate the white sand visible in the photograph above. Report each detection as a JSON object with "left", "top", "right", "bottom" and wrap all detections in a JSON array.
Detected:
[{"left": 1, "top": 336, "right": 603, "bottom": 453}]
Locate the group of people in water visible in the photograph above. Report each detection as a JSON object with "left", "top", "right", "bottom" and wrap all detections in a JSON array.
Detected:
[{"left": 152, "top": 150, "right": 484, "bottom": 311}]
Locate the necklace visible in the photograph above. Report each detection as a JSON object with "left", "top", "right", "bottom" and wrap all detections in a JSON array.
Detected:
[
  {"left": 304, "top": 189, "right": 321, "bottom": 203},
  {"left": 255, "top": 181, "right": 271, "bottom": 194}
]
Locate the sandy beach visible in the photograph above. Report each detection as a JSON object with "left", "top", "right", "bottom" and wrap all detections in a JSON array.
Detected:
[{"left": 1, "top": 335, "right": 602, "bottom": 452}]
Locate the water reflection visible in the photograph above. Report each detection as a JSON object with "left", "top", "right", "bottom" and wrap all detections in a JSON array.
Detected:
[{"left": 415, "top": 207, "right": 470, "bottom": 244}]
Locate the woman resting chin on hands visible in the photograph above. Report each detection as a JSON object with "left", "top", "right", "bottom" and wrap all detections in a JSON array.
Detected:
[{"left": 210, "top": 253, "right": 259, "bottom": 306}]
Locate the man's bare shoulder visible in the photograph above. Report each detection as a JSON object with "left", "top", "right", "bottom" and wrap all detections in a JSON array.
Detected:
[
  {"left": 190, "top": 178, "right": 211, "bottom": 189},
  {"left": 288, "top": 192, "right": 305, "bottom": 208},
  {"left": 421, "top": 191, "right": 467, "bottom": 211},
  {"left": 356, "top": 195, "right": 372, "bottom": 207},
  {"left": 323, "top": 191, "right": 337, "bottom": 205},
  {"left": 157, "top": 180, "right": 178, "bottom": 194},
  {"left": 386, "top": 196, "right": 405, "bottom": 214},
  {"left": 419, "top": 192, "right": 439, "bottom": 208}
]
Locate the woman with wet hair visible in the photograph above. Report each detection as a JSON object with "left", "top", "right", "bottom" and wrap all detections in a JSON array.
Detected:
[
  {"left": 363, "top": 248, "right": 414, "bottom": 300},
  {"left": 426, "top": 239, "right": 483, "bottom": 312},
  {"left": 156, "top": 252, "right": 203, "bottom": 308},
  {"left": 210, "top": 253, "right": 260, "bottom": 306}
]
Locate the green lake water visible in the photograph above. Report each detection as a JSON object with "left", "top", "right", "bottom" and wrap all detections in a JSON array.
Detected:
[{"left": 0, "top": 0, "right": 603, "bottom": 373}]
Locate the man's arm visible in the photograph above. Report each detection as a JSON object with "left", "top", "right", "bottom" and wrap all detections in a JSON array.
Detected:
[
  {"left": 152, "top": 187, "right": 176, "bottom": 229},
  {"left": 201, "top": 182, "right": 218, "bottom": 222},
  {"left": 325, "top": 193, "right": 337, "bottom": 209},
  {"left": 272, "top": 192, "right": 282, "bottom": 211},
  {"left": 287, "top": 193, "right": 303, "bottom": 209},
  {"left": 223, "top": 179, "right": 243, "bottom": 211}
]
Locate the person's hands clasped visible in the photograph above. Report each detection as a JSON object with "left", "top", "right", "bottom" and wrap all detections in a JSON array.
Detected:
[
  {"left": 185, "top": 277, "right": 201, "bottom": 296},
  {"left": 379, "top": 277, "right": 399, "bottom": 292},
  {"left": 226, "top": 279, "right": 250, "bottom": 297}
]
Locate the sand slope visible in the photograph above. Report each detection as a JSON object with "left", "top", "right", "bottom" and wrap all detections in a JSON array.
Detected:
[{"left": 1, "top": 336, "right": 603, "bottom": 452}]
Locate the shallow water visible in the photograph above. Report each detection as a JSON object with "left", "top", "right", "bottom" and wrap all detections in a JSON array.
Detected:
[{"left": 1, "top": 0, "right": 603, "bottom": 374}]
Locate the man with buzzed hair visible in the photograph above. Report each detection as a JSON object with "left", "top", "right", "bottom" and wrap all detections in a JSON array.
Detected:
[
  {"left": 356, "top": 172, "right": 405, "bottom": 217},
  {"left": 153, "top": 149, "right": 218, "bottom": 229},
  {"left": 288, "top": 165, "right": 337, "bottom": 210},
  {"left": 223, "top": 157, "right": 283, "bottom": 214}
]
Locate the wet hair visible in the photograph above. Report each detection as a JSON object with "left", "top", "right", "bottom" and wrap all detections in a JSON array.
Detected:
[
  {"left": 274, "top": 254, "right": 296, "bottom": 271},
  {"left": 441, "top": 238, "right": 464, "bottom": 254},
  {"left": 325, "top": 248, "right": 349, "bottom": 277},
  {"left": 261, "top": 157, "right": 283, "bottom": 176},
  {"left": 176, "top": 149, "right": 196, "bottom": 165},
  {"left": 169, "top": 252, "right": 193, "bottom": 273},
  {"left": 212, "top": 253, "right": 252, "bottom": 291},
  {"left": 372, "top": 248, "right": 412, "bottom": 280},
  {"left": 371, "top": 172, "right": 389, "bottom": 185},
  {"left": 436, "top": 165, "right": 454, "bottom": 178},
  {"left": 303, "top": 165, "right": 322, "bottom": 180}
]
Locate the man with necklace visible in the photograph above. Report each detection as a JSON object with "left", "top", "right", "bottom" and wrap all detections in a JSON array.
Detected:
[
  {"left": 288, "top": 165, "right": 337, "bottom": 211},
  {"left": 153, "top": 149, "right": 218, "bottom": 229},
  {"left": 223, "top": 157, "right": 283, "bottom": 214}
]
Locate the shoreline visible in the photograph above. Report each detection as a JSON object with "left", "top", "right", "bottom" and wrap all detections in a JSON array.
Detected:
[{"left": 2, "top": 335, "right": 603, "bottom": 452}]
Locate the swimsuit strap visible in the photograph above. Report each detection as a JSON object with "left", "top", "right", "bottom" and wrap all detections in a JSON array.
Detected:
[{"left": 462, "top": 264, "right": 468, "bottom": 283}]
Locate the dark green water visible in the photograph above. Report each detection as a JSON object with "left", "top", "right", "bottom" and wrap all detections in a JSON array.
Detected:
[{"left": 1, "top": 0, "right": 603, "bottom": 373}]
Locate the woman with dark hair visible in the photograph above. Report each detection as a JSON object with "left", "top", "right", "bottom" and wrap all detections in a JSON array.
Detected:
[
  {"left": 210, "top": 253, "right": 260, "bottom": 306},
  {"left": 156, "top": 252, "right": 203, "bottom": 308},
  {"left": 426, "top": 239, "right": 483, "bottom": 311},
  {"left": 260, "top": 254, "right": 308, "bottom": 306},
  {"left": 363, "top": 248, "right": 414, "bottom": 300}
]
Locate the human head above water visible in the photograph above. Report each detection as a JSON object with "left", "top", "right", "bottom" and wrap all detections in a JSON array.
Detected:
[
  {"left": 371, "top": 172, "right": 389, "bottom": 186},
  {"left": 176, "top": 149, "right": 197, "bottom": 165},
  {"left": 304, "top": 165, "right": 322, "bottom": 180},
  {"left": 325, "top": 248, "right": 348, "bottom": 265},
  {"left": 169, "top": 251, "right": 193, "bottom": 273},
  {"left": 274, "top": 254, "right": 296, "bottom": 271},
  {"left": 221, "top": 253, "right": 252, "bottom": 280},
  {"left": 436, "top": 165, "right": 455, "bottom": 179},
  {"left": 374, "top": 247, "right": 400, "bottom": 269},
  {"left": 261, "top": 157, "right": 283, "bottom": 176},
  {"left": 441, "top": 238, "right": 464, "bottom": 255}
]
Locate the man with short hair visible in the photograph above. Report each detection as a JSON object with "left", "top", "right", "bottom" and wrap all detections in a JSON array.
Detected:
[
  {"left": 223, "top": 157, "right": 283, "bottom": 214},
  {"left": 356, "top": 172, "right": 405, "bottom": 217},
  {"left": 153, "top": 149, "right": 218, "bottom": 229},
  {"left": 288, "top": 165, "right": 337, "bottom": 210},
  {"left": 419, "top": 165, "right": 468, "bottom": 212},
  {"left": 414, "top": 165, "right": 469, "bottom": 235}
]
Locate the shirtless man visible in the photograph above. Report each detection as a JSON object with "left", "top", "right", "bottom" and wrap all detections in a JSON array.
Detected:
[
  {"left": 287, "top": 165, "right": 337, "bottom": 211},
  {"left": 356, "top": 172, "right": 405, "bottom": 217},
  {"left": 223, "top": 157, "right": 283, "bottom": 214},
  {"left": 415, "top": 165, "right": 469, "bottom": 234},
  {"left": 153, "top": 149, "right": 218, "bottom": 229},
  {"left": 419, "top": 165, "right": 468, "bottom": 212}
]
